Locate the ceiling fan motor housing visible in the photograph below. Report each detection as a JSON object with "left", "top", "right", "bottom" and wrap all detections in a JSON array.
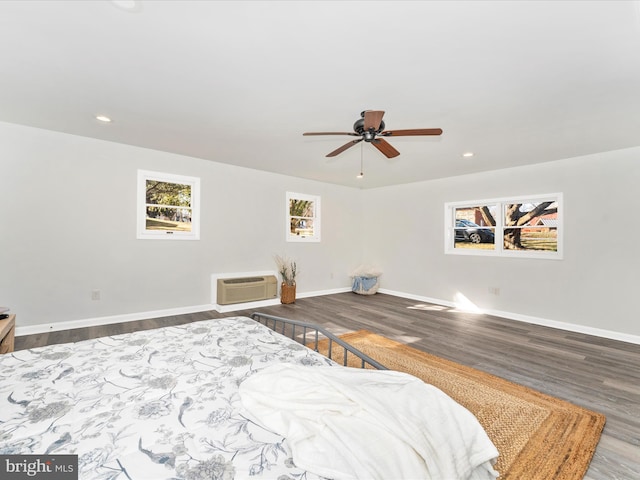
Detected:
[
  {"left": 353, "top": 118, "right": 385, "bottom": 141},
  {"left": 302, "top": 110, "right": 442, "bottom": 158}
]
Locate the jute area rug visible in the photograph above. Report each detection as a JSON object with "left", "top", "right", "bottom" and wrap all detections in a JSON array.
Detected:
[{"left": 316, "top": 330, "right": 605, "bottom": 480}]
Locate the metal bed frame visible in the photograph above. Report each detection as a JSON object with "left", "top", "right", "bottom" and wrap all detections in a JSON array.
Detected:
[{"left": 251, "top": 312, "right": 387, "bottom": 370}]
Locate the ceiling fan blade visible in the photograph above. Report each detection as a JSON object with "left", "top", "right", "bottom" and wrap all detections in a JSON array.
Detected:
[
  {"left": 303, "top": 132, "right": 359, "bottom": 136},
  {"left": 372, "top": 138, "right": 400, "bottom": 158},
  {"left": 326, "top": 138, "right": 363, "bottom": 157},
  {"left": 381, "top": 128, "right": 443, "bottom": 136},
  {"left": 363, "top": 110, "right": 385, "bottom": 131}
]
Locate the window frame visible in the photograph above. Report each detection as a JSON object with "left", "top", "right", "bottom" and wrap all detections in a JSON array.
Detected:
[
  {"left": 137, "top": 169, "right": 201, "bottom": 240},
  {"left": 444, "top": 193, "right": 562, "bottom": 259},
  {"left": 286, "top": 191, "right": 321, "bottom": 242}
]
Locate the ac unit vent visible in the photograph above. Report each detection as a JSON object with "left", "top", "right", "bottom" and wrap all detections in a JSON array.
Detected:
[
  {"left": 222, "top": 277, "right": 265, "bottom": 285},
  {"left": 217, "top": 275, "right": 278, "bottom": 305}
]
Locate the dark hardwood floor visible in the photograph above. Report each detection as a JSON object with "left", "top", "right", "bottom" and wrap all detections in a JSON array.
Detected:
[{"left": 14, "top": 293, "right": 640, "bottom": 480}]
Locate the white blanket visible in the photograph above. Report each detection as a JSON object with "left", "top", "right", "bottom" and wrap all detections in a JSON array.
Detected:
[{"left": 239, "top": 363, "right": 499, "bottom": 480}]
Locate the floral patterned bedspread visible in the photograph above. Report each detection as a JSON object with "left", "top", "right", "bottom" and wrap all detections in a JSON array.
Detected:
[{"left": 0, "top": 316, "right": 334, "bottom": 479}]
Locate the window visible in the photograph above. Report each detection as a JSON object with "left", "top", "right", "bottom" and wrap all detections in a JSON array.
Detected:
[
  {"left": 137, "top": 170, "right": 200, "bottom": 240},
  {"left": 286, "top": 192, "right": 321, "bottom": 242},
  {"left": 445, "top": 193, "right": 562, "bottom": 259},
  {"left": 452, "top": 204, "right": 498, "bottom": 251}
]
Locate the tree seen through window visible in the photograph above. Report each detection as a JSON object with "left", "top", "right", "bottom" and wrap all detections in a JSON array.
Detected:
[{"left": 145, "top": 180, "right": 193, "bottom": 232}]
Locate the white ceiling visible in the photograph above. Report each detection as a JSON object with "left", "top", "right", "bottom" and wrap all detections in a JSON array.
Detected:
[{"left": 1, "top": 1, "right": 640, "bottom": 189}]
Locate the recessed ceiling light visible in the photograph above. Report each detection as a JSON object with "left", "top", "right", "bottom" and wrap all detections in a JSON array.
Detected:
[
  {"left": 96, "top": 115, "right": 112, "bottom": 123},
  {"left": 462, "top": 152, "right": 474, "bottom": 158},
  {"left": 109, "top": 0, "right": 142, "bottom": 12}
]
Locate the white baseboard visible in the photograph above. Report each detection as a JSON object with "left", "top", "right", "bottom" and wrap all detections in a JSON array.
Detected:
[
  {"left": 15, "top": 287, "right": 353, "bottom": 336},
  {"left": 298, "top": 287, "right": 352, "bottom": 298},
  {"left": 17, "top": 288, "right": 640, "bottom": 346},
  {"left": 379, "top": 288, "right": 640, "bottom": 346},
  {"left": 213, "top": 287, "right": 351, "bottom": 313},
  {"left": 15, "top": 304, "right": 216, "bottom": 337}
]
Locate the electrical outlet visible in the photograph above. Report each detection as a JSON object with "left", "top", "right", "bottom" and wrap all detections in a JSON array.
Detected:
[
  {"left": 91, "top": 289, "right": 101, "bottom": 301},
  {"left": 488, "top": 286, "right": 500, "bottom": 295}
]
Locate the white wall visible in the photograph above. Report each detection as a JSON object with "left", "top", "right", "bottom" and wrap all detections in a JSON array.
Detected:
[
  {"left": 2, "top": 121, "right": 639, "bottom": 340},
  {"left": 361, "top": 147, "right": 640, "bottom": 338},
  {"left": 0, "top": 122, "right": 364, "bottom": 328}
]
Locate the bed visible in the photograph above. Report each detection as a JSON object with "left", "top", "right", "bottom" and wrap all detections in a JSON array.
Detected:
[{"left": 0, "top": 313, "right": 498, "bottom": 480}]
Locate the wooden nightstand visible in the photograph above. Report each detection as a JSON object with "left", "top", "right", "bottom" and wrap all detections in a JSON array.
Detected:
[{"left": 0, "top": 314, "right": 15, "bottom": 354}]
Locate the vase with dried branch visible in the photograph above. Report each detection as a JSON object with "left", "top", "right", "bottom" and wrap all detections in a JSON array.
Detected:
[{"left": 274, "top": 255, "right": 297, "bottom": 304}]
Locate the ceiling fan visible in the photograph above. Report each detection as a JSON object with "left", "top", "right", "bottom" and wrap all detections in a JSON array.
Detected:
[{"left": 303, "top": 110, "right": 442, "bottom": 158}]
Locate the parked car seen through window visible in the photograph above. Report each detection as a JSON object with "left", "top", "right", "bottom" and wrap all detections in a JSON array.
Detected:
[{"left": 454, "top": 219, "right": 495, "bottom": 244}]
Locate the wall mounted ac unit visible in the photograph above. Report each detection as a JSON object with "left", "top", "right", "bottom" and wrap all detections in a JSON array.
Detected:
[{"left": 216, "top": 275, "right": 278, "bottom": 305}]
